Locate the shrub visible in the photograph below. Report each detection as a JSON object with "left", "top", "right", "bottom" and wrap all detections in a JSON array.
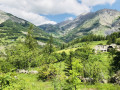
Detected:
[
  {"left": 0, "top": 73, "right": 16, "bottom": 89},
  {"left": 0, "top": 62, "right": 14, "bottom": 73},
  {"left": 37, "top": 64, "right": 57, "bottom": 81},
  {"left": 116, "top": 38, "right": 120, "bottom": 45}
]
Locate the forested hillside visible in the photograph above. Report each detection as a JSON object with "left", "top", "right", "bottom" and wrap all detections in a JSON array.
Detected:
[{"left": 0, "top": 13, "right": 49, "bottom": 46}]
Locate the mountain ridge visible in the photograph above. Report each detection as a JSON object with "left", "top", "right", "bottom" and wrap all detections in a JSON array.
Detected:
[
  {"left": 0, "top": 9, "right": 51, "bottom": 46},
  {"left": 39, "top": 9, "right": 120, "bottom": 42}
]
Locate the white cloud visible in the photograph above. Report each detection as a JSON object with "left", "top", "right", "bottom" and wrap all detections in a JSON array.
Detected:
[
  {"left": 0, "top": 0, "right": 116, "bottom": 25},
  {"left": 0, "top": 5, "right": 56, "bottom": 25},
  {"left": 81, "top": 0, "right": 116, "bottom": 6},
  {"left": 65, "top": 17, "right": 74, "bottom": 21},
  {"left": 0, "top": 0, "right": 90, "bottom": 15}
]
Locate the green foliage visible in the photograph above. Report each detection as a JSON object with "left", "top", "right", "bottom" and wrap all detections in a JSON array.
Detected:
[
  {"left": 116, "top": 38, "right": 120, "bottom": 45},
  {"left": 0, "top": 19, "right": 51, "bottom": 47},
  {"left": 6, "top": 44, "right": 30, "bottom": 69},
  {"left": 0, "top": 62, "right": 14, "bottom": 73},
  {"left": 43, "top": 35, "right": 55, "bottom": 55},
  {"left": 4, "top": 25, "right": 40, "bottom": 69},
  {"left": 0, "top": 57, "right": 14, "bottom": 73},
  {"left": 98, "top": 43, "right": 103, "bottom": 45},
  {"left": 66, "top": 59, "right": 82, "bottom": 90},
  {"left": 64, "top": 51, "right": 74, "bottom": 76},
  {"left": 25, "top": 24, "right": 38, "bottom": 50},
  {"left": 52, "top": 73, "right": 66, "bottom": 90},
  {"left": 0, "top": 73, "right": 16, "bottom": 89},
  {"left": 63, "top": 44, "right": 110, "bottom": 86},
  {"left": 81, "top": 34, "right": 106, "bottom": 42},
  {"left": 61, "top": 44, "right": 67, "bottom": 50},
  {"left": 61, "top": 51, "right": 67, "bottom": 61},
  {"left": 38, "top": 64, "right": 57, "bottom": 81},
  {"left": 107, "top": 36, "right": 116, "bottom": 45},
  {"left": 68, "top": 34, "right": 106, "bottom": 46},
  {"left": 111, "top": 51, "right": 120, "bottom": 72},
  {"left": 52, "top": 53, "right": 62, "bottom": 62},
  {"left": 106, "top": 32, "right": 120, "bottom": 44},
  {"left": 6, "top": 43, "right": 40, "bottom": 69}
]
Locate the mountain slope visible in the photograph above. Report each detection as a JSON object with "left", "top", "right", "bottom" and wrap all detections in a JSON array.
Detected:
[
  {"left": 39, "top": 9, "right": 120, "bottom": 42},
  {"left": 0, "top": 10, "right": 50, "bottom": 46}
]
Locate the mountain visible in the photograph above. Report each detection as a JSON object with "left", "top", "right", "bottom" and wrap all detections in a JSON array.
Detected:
[
  {"left": 0, "top": 10, "right": 50, "bottom": 46},
  {"left": 39, "top": 9, "right": 120, "bottom": 42}
]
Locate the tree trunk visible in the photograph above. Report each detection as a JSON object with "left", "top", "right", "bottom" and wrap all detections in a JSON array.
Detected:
[{"left": 75, "top": 85, "right": 77, "bottom": 90}]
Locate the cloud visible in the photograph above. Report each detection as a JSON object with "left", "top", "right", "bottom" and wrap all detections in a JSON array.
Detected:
[
  {"left": 65, "top": 17, "right": 74, "bottom": 21},
  {"left": 81, "top": 0, "right": 116, "bottom": 7},
  {"left": 0, "top": 0, "right": 116, "bottom": 25},
  {"left": 0, "top": 0, "right": 90, "bottom": 15},
  {"left": 0, "top": 4, "right": 56, "bottom": 25}
]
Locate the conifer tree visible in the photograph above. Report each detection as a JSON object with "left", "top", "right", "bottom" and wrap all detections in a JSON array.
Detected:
[
  {"left": 112, "top": 51, "right": 120, "bottom": 72},
  {"left": 64, "top": 51, "right": 74, "bottom": 76},
  {"left": 43, "top": 35, "right": 54, "bottom": 55},
  {"left": 49, "top": 34, "right": 53, "bottom": 54},
  {"left": 25, "top": 24, "right": 38, "bottom": 50}
]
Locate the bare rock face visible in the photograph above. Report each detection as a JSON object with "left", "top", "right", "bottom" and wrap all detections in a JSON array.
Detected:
[
  {"left": 0, "top": 10, "right": 26, "bottom": 24},
  {"left": 96, "top": 9, "right": 120, "bottom": 26},
  {"left": 0, "top": 10, "right": 9, "bottom": 24}
]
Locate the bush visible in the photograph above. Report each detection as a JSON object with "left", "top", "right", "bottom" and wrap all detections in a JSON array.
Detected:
[
  {"left": 38, "top": 64, "right": 57, "bottom": 81},
  {"left": 0, "top": 73, "right": 16, "bottom": 89},
  {"left": 116, "top": 38, "right": 120, "bottom": 45},
  {"left": 111, "top": 51, "right": 120, "bottom": 72},
  {"left": 52, "top": 53, "right": 62, "bottom": 62},
  {"left": 0, "top": 62, "right": 14, "bottom": 73}
]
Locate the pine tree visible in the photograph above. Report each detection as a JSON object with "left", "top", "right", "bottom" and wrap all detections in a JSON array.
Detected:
[
  {"left": 112, "top": 35, "right": 116, "bottom": 43},
  {"left": 49, "top": 35, "right": 53, "bottom": 54},
  {"left": 61, "top": 51, "right": 67, "bottom": 61},
  {"left": 43, "top": 35, "right": 54, "bottom": 55},
  {"left": 64, "top": 51, "right": 74, "bottom": 76},
  {"left": 112, "top": 51, "right": 120, "bottom": 72},
  {"left": 107, "top": 38, "right": 112, "bottom": 45},
  {"left": 25, "top": 24, "right": 38, "bottom": 50}
]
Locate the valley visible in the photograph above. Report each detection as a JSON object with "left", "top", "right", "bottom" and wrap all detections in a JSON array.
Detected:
[{"left": 1, "top": 9, "right": 120, "bottom": 90}]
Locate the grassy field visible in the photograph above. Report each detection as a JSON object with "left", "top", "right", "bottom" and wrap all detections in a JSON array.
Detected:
[
  {"left": 4, "top": 73, "right": 53, "bottom": 90},
  {"left": 4, "top": 59, "right": 120, "bottom": 90},
  {"left": 4, "top": 73, "right": 120, "bottom": 90},
  {"left": 57, "top": 40, "right": 107, "bottom": 54}
]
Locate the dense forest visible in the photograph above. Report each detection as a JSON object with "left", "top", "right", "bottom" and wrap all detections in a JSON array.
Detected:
[{"left": 1, "top": 24, "right": 120, "bottom": 90}]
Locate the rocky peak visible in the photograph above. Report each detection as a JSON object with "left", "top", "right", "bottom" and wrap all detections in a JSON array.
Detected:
[
  {"left": 39, "top": 9, "right": 120, "bottom": 42},
  {"left": 0, "top": 10, "right": 9, "bottom": 24},
  {"left": 0, "top": 9, "right": 26, "bottom": 24},
  {"left": 94, "top": 9, "right": 120, "bottom": 26},
  {"left": 96, "top": 9, "right": 120, "bottom": 15}
]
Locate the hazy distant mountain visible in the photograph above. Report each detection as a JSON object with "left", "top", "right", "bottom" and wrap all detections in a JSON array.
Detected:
[{"left": 39, "top": 9, "right": 120, "bottom": 42}]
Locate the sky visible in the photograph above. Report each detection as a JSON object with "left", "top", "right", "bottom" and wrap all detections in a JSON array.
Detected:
[{"left": 0, "top": 0, "right": 119, "bottom": 26}]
